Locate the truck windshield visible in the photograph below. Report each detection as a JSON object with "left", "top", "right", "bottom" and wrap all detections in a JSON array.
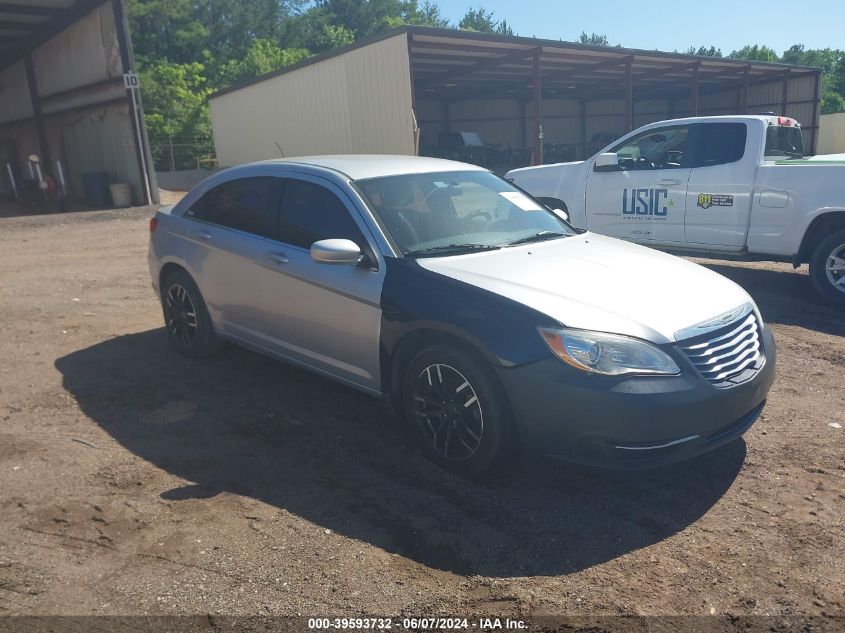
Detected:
[
  {"left": 355, "top": 171, "right": 575, "bottom": 256},
  {"left": 765, "top": 126, "right": 804, "bottom": 158}
]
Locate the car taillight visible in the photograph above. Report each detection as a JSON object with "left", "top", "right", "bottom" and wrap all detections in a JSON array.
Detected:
[{"left": 149, "top": 217, "right": 158, "bottom": 233}]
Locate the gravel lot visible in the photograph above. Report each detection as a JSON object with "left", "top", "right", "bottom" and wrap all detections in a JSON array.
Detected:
[{"left": 0, "top": 207, "right": 843, "bottom": 624}]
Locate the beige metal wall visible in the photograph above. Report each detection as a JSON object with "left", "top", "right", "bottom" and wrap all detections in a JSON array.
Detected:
[
  {"left": 818, "top": 113, "right": 845, "bottom": 155},
  {"left": 210, "top": 33, "right": 414, "bottom": 167}
]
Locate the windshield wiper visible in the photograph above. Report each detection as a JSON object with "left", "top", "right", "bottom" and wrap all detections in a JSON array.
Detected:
[
  {"left": 404, "top": 243, "right": 501, "bottom": 258},
  {"left": 507, "top": 231, "right": 568, "bottom": 246}
]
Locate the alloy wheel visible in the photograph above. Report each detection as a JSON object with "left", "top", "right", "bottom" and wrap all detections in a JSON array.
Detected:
[
  {"left": 413, "top": 363, "right": 483, "bottom": 461},
  {"left": 825, "top": 242, "right": 845, "bottom": 295},
  {"left": 165, "top": 283, "right": 198, "bottom": 347}
]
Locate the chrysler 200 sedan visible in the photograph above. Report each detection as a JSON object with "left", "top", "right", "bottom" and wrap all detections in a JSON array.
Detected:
[{"left": 148, "top": 156, "right": 775, "bottom": 476}]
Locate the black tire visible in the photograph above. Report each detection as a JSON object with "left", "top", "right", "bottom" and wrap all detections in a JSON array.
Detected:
[
  {"left": 161, "top": 270, "right": 225, "bottom": 357},
  {"left": 809, "top": 228, "right": 845, "bottom": 305},
  {"left": 401, "top": 345, "right": 512, "bottom": 477}
]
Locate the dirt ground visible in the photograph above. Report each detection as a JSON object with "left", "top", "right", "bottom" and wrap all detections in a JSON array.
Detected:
[{"left": 0, "top": 206, "right": 843, "bottom": 625}]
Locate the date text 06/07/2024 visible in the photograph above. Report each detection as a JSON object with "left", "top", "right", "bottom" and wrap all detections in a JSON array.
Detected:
[{"left": 307, "top": 617, "right": 527, "bottom": 630}]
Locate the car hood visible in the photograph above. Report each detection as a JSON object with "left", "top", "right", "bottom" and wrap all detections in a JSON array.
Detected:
[{"left": 416, "top": 233, "right": 752, "bottom": 344}]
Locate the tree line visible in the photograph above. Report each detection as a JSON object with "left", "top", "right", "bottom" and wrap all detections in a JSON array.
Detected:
[{"left": 128, "top": 0, "right": 845, "bottom": 170}]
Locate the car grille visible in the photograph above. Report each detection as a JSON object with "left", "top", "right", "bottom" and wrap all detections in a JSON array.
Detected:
[{"left": 679, "top": 313, "right": 765, "bottom": 388}]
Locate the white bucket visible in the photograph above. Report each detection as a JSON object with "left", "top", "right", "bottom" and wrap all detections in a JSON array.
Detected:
[{"left": 109, "top": 183, "right": 132, "bottom": 207}]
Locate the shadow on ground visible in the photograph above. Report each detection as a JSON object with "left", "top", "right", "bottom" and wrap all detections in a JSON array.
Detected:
[
  {"left": 56, "top": 330, "right": 745, "bottom": 577},
  {"left": 700, "top": 262, "right": 845, "bottom": 336}
]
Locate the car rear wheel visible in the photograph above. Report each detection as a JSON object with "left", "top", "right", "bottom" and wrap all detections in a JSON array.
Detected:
[
  {"left": 809, "top": 228, "right": 845, "bottom": 305},
  {"left": 401, "top": 345, "right": 512, "bottom": 477},
  {"left": 161, "top": 270, "right": 224, "bottom": 357}
]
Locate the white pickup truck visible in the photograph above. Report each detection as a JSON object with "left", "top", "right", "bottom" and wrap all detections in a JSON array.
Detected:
[{"left": 507, "top": 115, "right": 845, "bottom": 304}]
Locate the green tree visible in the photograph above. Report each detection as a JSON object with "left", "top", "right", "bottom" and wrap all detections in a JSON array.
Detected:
[
  {"left": 579, "top": 32, "right": 609, "bottom": 46},
  {"left": 212, "top": 39, "right": 310, "bottom": 86},
  {"left": 685, "top": 45, "right": 722, "bottom": 58},
  {"left": 835, "top": 55, "right": 845, "bottom": 96},
  {"left": 780, "top": 44, "right": 845, "bottom": 114},
  {"left": 822, "top": 92, "right": 845, "bottom": 114},
  {"left": 728, "top": 44, "right": 779, "bottom": 62},
  {"left": 459, "top": 7, "right": 497, "bottom": 32},
  {"left": 139, "top": 60, "right": 214, "bottom": 168},
  {"left": 310, "top": 24, "right": 357, "bottom": 52},
  {"left": 496, "top": 19, "right": 514, "bottom": 37},
  {"left": 127, "top": 0, "right": 209, "bottom": 64},
  {"left": 399, "top": 1, "right": 451, "bottom": 28},
  {"left": 127, "top": 0, "right": 307, "bottom": 63}
]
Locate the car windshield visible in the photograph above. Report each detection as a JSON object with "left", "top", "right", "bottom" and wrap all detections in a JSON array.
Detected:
[
  {"left": 355, "top": 170, "right": 574, "bottom": 256},
  {"left": 764, "top": 125, "right": 804, "bottom": 158}
]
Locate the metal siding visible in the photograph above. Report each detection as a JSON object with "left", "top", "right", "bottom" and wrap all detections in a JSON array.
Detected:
[
  {"left": 698, "top": 90, "right": 739, "bottom": 115},
  {"left": 748, "top": 80, "right": 785, "bottom": 112},
  {"left": 448, "top": 99, "right": 522, "bottom": 147},
  {"left": 210, "top": 34, "right": 413, "bottom": 167},
  {"left": 31, "top": 4, "right": 123, "bottom": 99},
  {"left": 0, "top": 61, "right": 34, "bottom": 124},
  {"left": 56, "top": 103, "right": 144, "bottom": 204},
  {"left": 584, "top": 99, "right": 625, "bottom": 146}
]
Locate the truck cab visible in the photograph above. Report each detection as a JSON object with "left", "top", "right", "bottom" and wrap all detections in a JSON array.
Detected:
[{"left": 508, "top": 116, "right": 845, "bottom": 303}]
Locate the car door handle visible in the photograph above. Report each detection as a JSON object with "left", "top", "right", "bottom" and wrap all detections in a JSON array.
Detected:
[
  {"left": 658, "top": 179, "right": 682, "bottom": 186},
  {"left": 192, "top": 230, "right": 212, "bottom": 240},
  {"left": 267, "top": 252, "right": 290, "bottom": 265}
]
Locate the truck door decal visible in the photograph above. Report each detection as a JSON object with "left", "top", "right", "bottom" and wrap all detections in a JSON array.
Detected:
[
  {"left": 696, "top": 193, "right": 734, "bottom": 209},
  {"left": 622, "top": 188, "right": 671, "bottom": 218}
]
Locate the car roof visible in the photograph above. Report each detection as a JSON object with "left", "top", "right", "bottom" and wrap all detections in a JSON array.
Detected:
[
  {"left": 640, "top": 114, "right": 799, "bottom": 127},
  {"left": 252, "top": 155, "right": 488, "bottom": 180}
]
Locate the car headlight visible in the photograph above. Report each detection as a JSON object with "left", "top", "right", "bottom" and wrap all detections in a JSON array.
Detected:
[{"left": 538, "top": 327, "right": 681, "bottom": 376}]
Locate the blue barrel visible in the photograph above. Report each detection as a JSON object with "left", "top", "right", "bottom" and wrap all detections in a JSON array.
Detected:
[{"left": 81, "top": 171, "right": 110, "bottom": 207}]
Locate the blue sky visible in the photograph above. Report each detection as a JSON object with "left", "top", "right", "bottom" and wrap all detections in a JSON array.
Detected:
[{"left": 434, "top": 0, "right": 845, "bottom": 54}]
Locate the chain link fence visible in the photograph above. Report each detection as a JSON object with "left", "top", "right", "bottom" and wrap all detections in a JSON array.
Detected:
[{"left": 149, "top": 136, "right": 217, "bottom": 172}]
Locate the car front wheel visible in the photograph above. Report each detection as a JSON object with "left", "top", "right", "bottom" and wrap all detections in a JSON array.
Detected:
[
  {"left": 401, "top": 345, "right": 512, "bottom": 477},
  {"left": 810, "top": 228, "right": 845, "bottom": 305}
]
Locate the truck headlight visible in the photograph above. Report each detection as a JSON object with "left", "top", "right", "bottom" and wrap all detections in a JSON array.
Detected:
[{"left": 538, "top": 327, "right": 681, "bottom": 376}]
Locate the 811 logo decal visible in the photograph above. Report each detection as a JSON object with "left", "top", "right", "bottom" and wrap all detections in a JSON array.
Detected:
[
  {"left": 697, "top": 193, "right": 734, "bottom": 209},
  {"left": 622, "top": 188, "right": 673, "bottom": 220}
]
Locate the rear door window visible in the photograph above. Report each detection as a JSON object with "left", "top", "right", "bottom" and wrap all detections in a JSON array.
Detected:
[
  {"left": 764, "top": 125, "right": 804, "bottom": 158},
  {"left": 692, "top": 123, "right": 747, "bottom": 167},
  {"left": 276, "top": 179, "right": 366, "bottom": 249},
  {"left": 186, "top": 177, "right": 276, "bottom": 238}
]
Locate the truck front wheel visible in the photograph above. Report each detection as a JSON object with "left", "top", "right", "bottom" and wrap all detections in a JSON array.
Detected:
[{"left": 809, "top": 228, "right": 845, "bottom": 305}]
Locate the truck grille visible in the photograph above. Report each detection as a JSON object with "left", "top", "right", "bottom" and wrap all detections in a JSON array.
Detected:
[{"left": 679, "top": 313, "right": 765, "bottom": 388}]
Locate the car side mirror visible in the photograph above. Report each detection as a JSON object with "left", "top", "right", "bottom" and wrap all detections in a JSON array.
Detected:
[
  {"left": 593, "top": 152, "right": 621, "bottom": 172},
  {"left": 310, "top": 239, "right": 362, "bottom": 265},
  {"left": 553, "top": 208, "right": 569, "bottom": 222}
]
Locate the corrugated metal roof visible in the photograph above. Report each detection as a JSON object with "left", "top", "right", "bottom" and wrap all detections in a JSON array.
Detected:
[{"left": 211, "top": 25, "right": 821, "bottom": 102}]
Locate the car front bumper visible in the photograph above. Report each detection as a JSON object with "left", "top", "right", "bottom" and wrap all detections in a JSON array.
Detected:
[{"left": 496, "top": 326, "right": 776, "bottom": 469}]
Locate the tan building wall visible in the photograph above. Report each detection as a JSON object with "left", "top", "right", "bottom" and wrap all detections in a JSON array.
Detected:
[
  {"left": 818, "top": 113, "right": 845, "bottom": 155},
  {"left": 210, "top": 33, "right": 414, "bottom": 167}
]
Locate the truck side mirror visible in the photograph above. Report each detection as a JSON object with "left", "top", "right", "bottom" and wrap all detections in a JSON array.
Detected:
[
  {"left": 553, "top": 208, "right": 569, "bottom": 222},
  {"left": 593, "top": 152, "right": 621, "bottom": 172}
]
